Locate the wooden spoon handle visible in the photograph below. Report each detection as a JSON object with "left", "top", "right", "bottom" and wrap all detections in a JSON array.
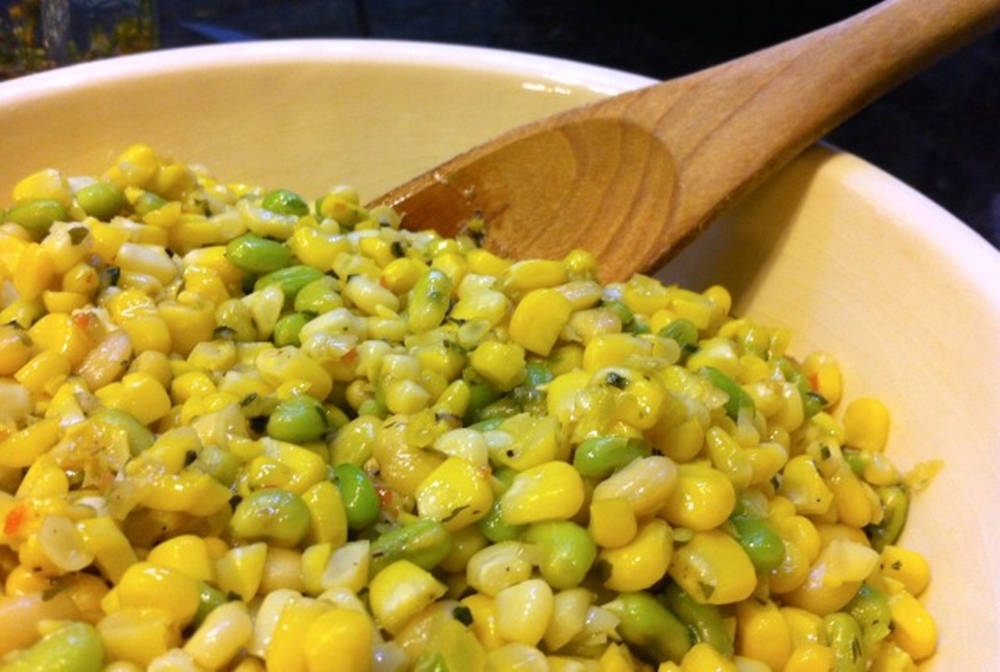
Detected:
[{"left": 610, "top": 0, "right": 1000, "bottom": 257}]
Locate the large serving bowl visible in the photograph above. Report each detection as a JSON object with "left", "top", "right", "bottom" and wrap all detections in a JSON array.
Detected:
[{"left": 0, "top": 40, "right": 997, "bottom": 668}]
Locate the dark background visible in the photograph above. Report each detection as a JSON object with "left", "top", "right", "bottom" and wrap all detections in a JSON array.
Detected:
[{"left": 5, "top": 0, "right": 999, "bottom": 249}]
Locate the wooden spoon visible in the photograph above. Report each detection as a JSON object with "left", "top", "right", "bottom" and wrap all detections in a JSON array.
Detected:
[{"left": 370, "top": 0, "right": 999, "bottom": 281}]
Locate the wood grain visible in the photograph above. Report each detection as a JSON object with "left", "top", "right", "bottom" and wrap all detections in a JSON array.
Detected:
[{"left": 371, "top": 0, "right": 1000, "bottom": 281}]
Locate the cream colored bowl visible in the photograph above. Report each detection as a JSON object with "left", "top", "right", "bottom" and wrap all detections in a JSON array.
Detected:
[{"left": 1, "top": 40, "right": 997, "bottom": 668}]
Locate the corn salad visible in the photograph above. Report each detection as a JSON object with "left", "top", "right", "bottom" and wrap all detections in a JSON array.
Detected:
[{"left": 0, "top": 145, "right": 936, "bottom": 672}]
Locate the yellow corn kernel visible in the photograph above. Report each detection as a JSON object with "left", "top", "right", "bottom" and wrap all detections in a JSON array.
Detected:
[
  {"left": 467, "top": 248, "right": 511, "bottom": 276},
  {"left": 508, "top": 288, "right": 574, "bottom": 356},
  {"left": 182, "top": 600, "right": 254, "bottom": 670},
  {"left": 215, "top": 542, "right": 268, "bottom": 602},
  {"left": 467, "top": 541, "right": 534, "bottom": 596},
  {"left": 869, "top": 641, "right": 917, "bottom": 672},
  {"left": 158, "top": 298, "right": 216, "bottom": 356},
  {"left": 680, "top": 642, "right": 738, "bottom": 672},
  {"left": 106, "top": 144, "right": 159, "bottom": 188},
  {"left": 879, "top": 545, "right": 930, "bottom": 596},
  {"left": 182, "top": 265, "right": 229, "bottom": 305},
  {"left": 782, "top": 644, "right": 835, "bottom": 672},
  {"left": 302, "top": 480, "right": 348, "bottom": 547},
  {"left": 501, "top": 460, "right": 584, "bottom": 525},
  {"left": 668, "top": 288, "right": 715, "bottom": 331},
  {"left": 266, "top": 597, "right": 331, "bottom": 672},
  {"left": 77, "top": 516, "right": 138, "bottom": 583},
  {"left": 302, "top": 606, "right": 374, "bottom": 672},
  {"left": 735, "top": 600, "right": 792, "bottom": 671},
  {"left": 170, "top": 370, "right": 216, "bottom": 403},
  {"left": 0, "top": 324, "right": 34, "bottom": 375},
  {"left": 87, "top": 221, "right": 129, "bottom": 261},
  {"left": 773, "top": 515, "right": 821, "bottom": 565},
  {"left": 495, "top": 578, "right": 554, "bottom": 646},
  {"left": 183, "top": 245, "right": 243, "bottom": 285},
  {"left": 98, "top": 608, "right": 180, "bottom": 666},
  {"left": 622, "top": 274, "right": 670, "bottom": 316},
  {"left": 779, "top": 456, "right": 833, "bottom": 516},
  {"left": 599, "top": 518, "right": 673, "bottom": 592},
  {"left": 503, "top": 259, "right": 568, "bottom": 292},
  {"left": 149, "top": 161, "right": 193, "bottom": 199},
  {"left": 545, "top": 370, "right": 590, "bottom": 425},
  {"left": 368, "top": 559, "right": 447, "bottom": 635},
  {"left": 801, "top": 352, "right": 842, "bottom": 406},
  {"left": 96, "top": 372, "right": 171, "bottom": 425},
  {"left": 589, "top": 497, "right": 638, "bottom": 549},
  {"left": 14, "top": 243, "right": 55, "bottom": 301},
  {"left": 28, "top": 313, "right": 90, "bottom": 367},
  {"left": 657, "top": 664, "right": 683, "bottom": 672},
  {"left": 256, "top": 346, "right": 333, "bottom": 401},
  {"left": 592, "top": 455, "right": 677, "bottom": 517},
  {"left": 379, "top": 257, "right": 426, "bottom": 294},
  {"left": 843, "top": 398, "right": 890, "bottom": 452},
  {"left": 431, "top": 251, "right": 468, "bottom": 287},
  {"left": 13, "top": 168, "right": 72, "bottom": 206},
  {"left": 783, "top": 539, "right": 879, "bottom": 615},
  {"left": 4, "top": 565, "right": 49, "bottom": 594},
  {"left": 462, "top": 593, "right": 504, "bottom": 650},
  {"left": 582, "top": 333, "right": 648, "bottom": 371},
  {"left": 780, "top": 607, "right": 826, "bottom": 649},
  {"left": 147, "top": 535, "right": 215, "bottom": 583},
  {"left": 41, "top": 290, "right": 88, "bottom": 314},
  {"left": 300, "top": 543, "right": 333, "bottom": 595},
  {"left": 599, "top": 643, "right": 636, "bottom": 672},
  {"left": 320, "top": 540, "right": 370, "bottom": 594},
  {"left": 117, "top": 562, "right": 200, "bottom": 627},
  {"left": 669, "top": 530, "right": 756, "bottom": 604},
  {"left": 416, "top": 457, "right": 493, "bottom": 530},
  {"left": 0, "top": 417, "right": 60, "bottom": 468},
  {"left": 744, "top": 442, "right": 788, "bottom": 486},
  {"left": 704, "top": 426, "right": 752, "bottom": 490},
  {"left": 17, "top": 459, "right": 69, "bottom": 498},
  {"left": 480, "top": 645, "right": 547, "bottom": 672},
  {"left": 660, "top": 464, "right": 735, "bottom": 531},
  {"left": 887, "top": 590, "right": 936, "bottom": 661},
  {"left": 469, "top": 340, "right": 526, "bottom": 391}
]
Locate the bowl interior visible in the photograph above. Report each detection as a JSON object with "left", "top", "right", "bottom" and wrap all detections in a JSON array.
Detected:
[{"left": 1, "top": 40, "right": 997, "bottom": 668}]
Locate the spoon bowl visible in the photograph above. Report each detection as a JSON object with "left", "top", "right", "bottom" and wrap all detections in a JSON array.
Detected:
[{"left": 374, "top": 0, "right": 1000, "bottom": 280}]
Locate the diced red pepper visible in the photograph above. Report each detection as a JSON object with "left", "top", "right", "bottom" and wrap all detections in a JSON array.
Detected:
[{"left": 4, "top": 504, "right": 28, "bottom": 536}]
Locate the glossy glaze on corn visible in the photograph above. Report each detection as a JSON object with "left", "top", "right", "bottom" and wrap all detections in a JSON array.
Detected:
[{"left": 0, "top": 145, "right": 936, "bottom": 672}]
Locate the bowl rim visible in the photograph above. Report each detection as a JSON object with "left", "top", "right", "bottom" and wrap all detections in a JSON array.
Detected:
[{"left": 1, "top": 38, "right": 997, "bottom": 303}]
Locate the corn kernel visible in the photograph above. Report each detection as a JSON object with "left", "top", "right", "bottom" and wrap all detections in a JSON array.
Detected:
[
  {"left": 599, "top": 518, "right": 673, "bottom": 592},
  {"left": 843, "top": 398, "right": 890, "bottom": 452}
]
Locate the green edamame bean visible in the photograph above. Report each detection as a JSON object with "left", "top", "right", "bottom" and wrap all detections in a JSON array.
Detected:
[
  {"left": 90, "top": 407, "right": 154, "bottom": 456},
  {"left": 333, "top": 463, "right": 380, "bottom": 530},
  {"left": 609, "top": 591, "right": 692, "bottom": 663},
  {"left": 728, "top": 507, "right": 785, "bottom": 572},
  {"left": 261, "top": 188, "right": 309, "bottom": 216},
  {"left": 524, "top": 521, "right": 597, "bottom": 589},
  {"left": 293, "top": 276, "right": 343, "bottom": 314},
  {"left": 192, "top": 582, "right": 229, "bottom": 627},
  {"left": 273, "top": 312, "right": 310, "bottom": 347},
  {"left": 478, "top": 500, "right": 524, "bottom": 542},
  {"left": 475, "top": 397, "right": 521, "bottom": 422},
  {"left": 823, "top": 612, "right": 865, "bottom": 672},
  {"left": 255, "top": 264, "right": 325, "bottom": 300},
  {"left": 865, "top": 485, "right": 909, "bottom": 551},
  {"left": 192, "top": 444, "right": 241, "bottom": 486},
  {"left": 1, "top": 622, "right": 103, "bottom": 672},
  {"left": 846, "top": 584, "right": 892, "bottom": 653},
  {"left": 225, "top": 233, "right": 292, "bottom": 274},
  {"left": 659, "top": 318, "right": 699, "bottom": 350},
  {"left": 413, "top": 652, "right": 448, "bottom": 672},
  {"left": 509, "top": 361, "right": 553, "bottom": 414},
  {"left": 661, "top": 583, "right": 733, "bottom": 657},
  {"left": 407, "top": 269, "right": 452, "bottom": 332},
  {"left": 76, "top": 182, "right": 125, "bottom": 220},
  {"left": 266, "top": 395, "right": 329, "bottom": 443},
  {"left": 230, "top": 489, "right": 310, "bottom": 547},
  {"left": 463, "top": 381, "right": 501, "bottom": 424},
  {"left": 572, "top": 436, "right": 649, "bottom": 478},
  {"left": 700, "top": 366, "right": 755, "bottom": 421},
  {"left": 132, "top": 190, "right": 167, "bottom": 216},
  {"left": 370, "top": 518, "right": 453, "bottom": 575},
  {"left": 4, "top": 198, "right": 66, "bottom": 234}
]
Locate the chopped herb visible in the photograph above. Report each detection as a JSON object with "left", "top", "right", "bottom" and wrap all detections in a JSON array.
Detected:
[
  {"left": 452, "top": 605, "right": 474, "bottom": 625},
  {"left": 605, "top": 371, "right": 628, "bottom": 389},
  {"left": 698, "top": 580, "right": 716, "bottom": 599}
]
